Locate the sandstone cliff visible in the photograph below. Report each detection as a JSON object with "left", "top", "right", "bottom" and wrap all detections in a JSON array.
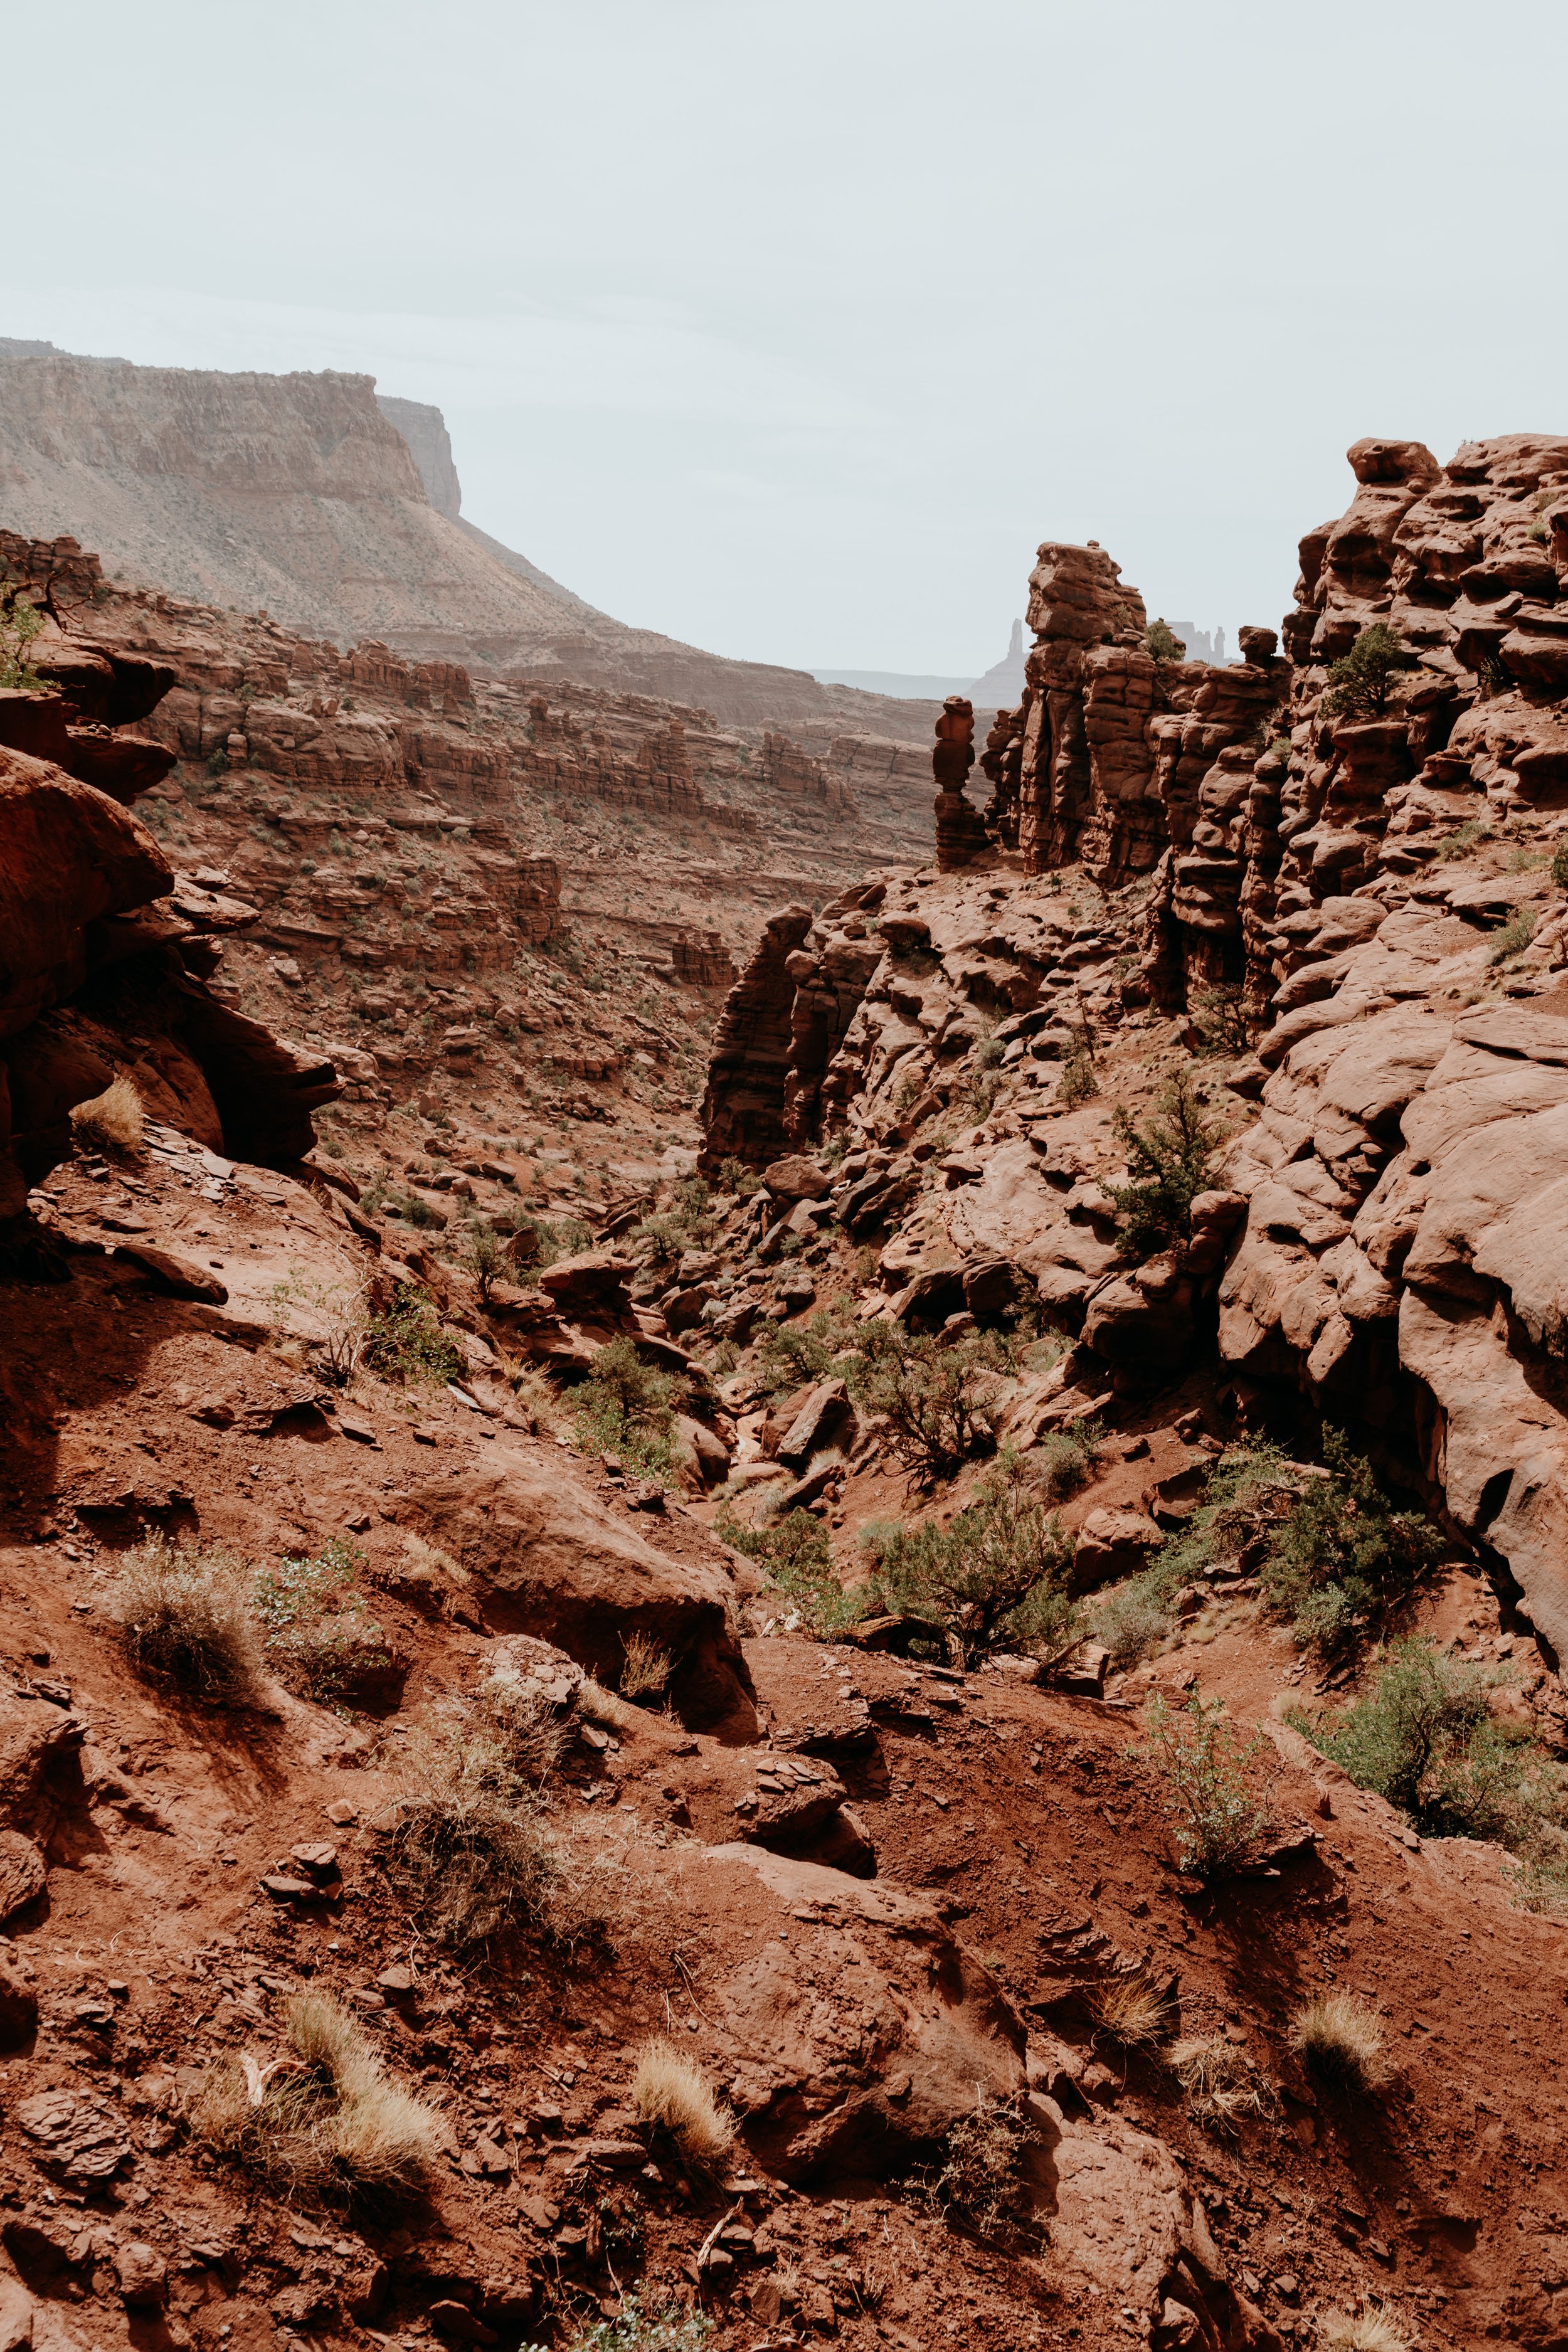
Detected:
[{"left": 0, "top": 348, "right": 937, "bottom": 739}]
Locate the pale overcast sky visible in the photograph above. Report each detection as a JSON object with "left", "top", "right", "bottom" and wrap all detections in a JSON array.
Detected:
[{"left": 5, "top": 1, "right": 1566, "bottom": 674}]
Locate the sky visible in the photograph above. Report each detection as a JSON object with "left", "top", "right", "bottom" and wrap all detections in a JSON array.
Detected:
[{"left": 4, "top": 0, "right": 1567, "bottom": 676}]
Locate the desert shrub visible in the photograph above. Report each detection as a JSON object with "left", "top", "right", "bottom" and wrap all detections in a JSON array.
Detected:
[
  {"left": 362, "top": 1284, "right": 463, "bottom": 1385},
  {"left": 1488, "top": 907, "right": 1537, "bottom": 965},
  {"left": 109, "top": 1537, "right": 262, "bottom": 1704},
  {"left": 573, "top": 1335, "right": 682, "bottom": 1481},
  {"left": 632, "top": 2039, "right": 734, "bottom": 2178},
  {"left": 715, "top": 1505, "right": 867, "bottom": 1639},
  {"left": 1167, "top": 2033, "right": 1276, "bottom": 2128},
  {"left": 618, "top": 1629, "right": 672, "bottom": 1701},
  {"left": 464, "top": 1216, "right": 504, "bottom": 1301},
  {"left": 967, "top": 1065, "right": 1006, "bottom": 1120},
  {"left": 70, "top": 1074, "right": 144, "bottom": 1155},
  {"left": 1552, "top": 840, "right": 1568, "bottom": 891},
  {"left": 844, "top": 1318, "right": 1010, "bottom": 1484},
  {"left": 384, "top": 1186, "right": 444, "bottom": 1229},
  {"left": 268, "top": 1271, "right": 368, "bottom": 1387},
  {"left": 1144, "top": 618, "right": 1186, "bottom": 664},
  {"left": 1321, "top": 622, "right": 1407, "bottom": 721},
  {"left": 507, "top": 1205, "right": 592, "bottom": 1269},
  {"left": 756, "top": 1299, "right": 860, "bottom": 1397},
  {"left": 1057, "top": 1048, "right": 1099, "bottom": 1108},
  {"left": 547, "top": 2297, "right": 711, "bottom": 2352},
  {"left": 1258, "top": 1429, "right": 1442, "bottom": 1658},
  {"left": 0, "top": 582, "right": 46, "bottom": 689},
  {"left": 1091, "top": 1968, "right": 1170, "bottom": 2050},
  {"left": 1034, "top": 1416, "right": 1104, "bottom": 1502},
  {"left": 862, "top": 1450, "right": 1076, "bottom": 1663},
  {"left": 1429, "top": 817, "right": 1489, "bottom": 862},
  {"left": 1108, "top": 1067, "right": 1222, "bottom": 1259},
  {"left": 926, "top": 2091, "right": 1041, "bottom": 2246},
  {"left": 471, "top": 1667, "right": 569, "bottom": 1784},
  {"left": 1288, "top": 1638, "right": 1557, "bottom": 1847},
  {"left": 1190, "top": 982, "right": 1249, "bottom": 1056},
  {"left": 253, "top": 1537, "right": 390, "bottom": 1705},
  {"left": 192, "top": 1989, "right": 442, "bottom": 2199},
  {"left": 718, "top": 1155, "right": 764, "bottom": 1199},
  {"left": 635, "top": 1179, "right": 715, "bottom": 1265},
  {"left": 380, "top": 1717, "right": 600, "bottom": 1956},
  {"left": 1288, "top": 1991, "right": 1388, "bottom": 2092},
  {"left": 973, "top": 1030, "right": 1005, "bottom": 1072},
  {"left": 1135, "top": 1692, "right": 1273, "bottom": 1877},
  {"left": 1091, "top": 1578, "right": 1175, "bottom": 1671},
  {"left": 1318, "top": 2305, "right": 1409, "bottom": 2352}
]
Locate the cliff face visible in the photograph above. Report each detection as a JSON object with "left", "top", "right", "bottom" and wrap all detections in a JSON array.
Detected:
[
  {"left": 0, "top": 349, "right": 937, "bottom": 742},
  {"left": 701, "top": 432, "right": 1568, "bottom": 1670}
]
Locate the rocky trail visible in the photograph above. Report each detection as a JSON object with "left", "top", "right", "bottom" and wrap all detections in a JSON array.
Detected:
[{"left": 4, "top": 433, "right": 1568, "bottom": 2352}]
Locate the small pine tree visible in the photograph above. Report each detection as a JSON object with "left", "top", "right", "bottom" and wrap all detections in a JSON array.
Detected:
[
  {"left": 1108, "top": 1066, "right": 1222, "bottom": 1259},
  {"left": 1321, "top": 622, "right": 1406, "bottom": 721},
  {"left": 1144, "top": 618, "right": 1186, "bottom": 665},
  {"left": 0, "top": 583, "right": 47, "bottom": 689}
]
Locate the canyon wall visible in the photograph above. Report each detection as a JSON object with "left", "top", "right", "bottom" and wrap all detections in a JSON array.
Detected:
[{"left": 702, "top": 432, "right": 1568, "bottom": 1662}]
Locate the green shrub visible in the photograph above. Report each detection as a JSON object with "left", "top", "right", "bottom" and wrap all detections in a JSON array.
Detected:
[
  {"left": 464, "top": 1216, "right": 504, "bottom": 1301},
  {"left": 718, "top": 1155, "right": 764, "bottom": 1199},
  {"left": 253, "top": 1538, "right": 391, "bottom": 1705},
  {"left": 1321, "top": 622, "right": 1407, "bottom": 721},
  {"left": 1143, "top": 618, "right": 1186, "bottom": 665},
  {"left": 1135, "top": 1692, "right": 1273, "bottom": 1877},
  {"left": 1257, "top": 1429, "right": 1442, "bottom": 1658},
  {"left": 756, "top": 1299, "right": 860, "bottom": 1396},
  {"left": 539, "top": 2290, "right": 711, "bottom": 2352},
  {"left": 635, "top": 1178, "right": 715, "bottom": 1265},
  {"left": 1552, "top": 840, "right": 1568, "bottom": 890},
  {"left": 0, "top": 583, "right": 47, "bottom": 690},
  {"left": 1108, "top": 1066, "right": 1222, "bottom": 1259},
  {"left": 1488, "top": 908, "right": 1537, "bottom": 966},
  {"left": 362, "top": 1284, "right": 464, "bottom": 1385},
  {"left": 385, "top": 1187, "right": 444, "bottom": 1229},
  {"left": 573, "top": 1335, "right": 682, "bottom": 1481},
  {"left": 1057, "top": 1049, "right": 1099, "bottom": 1108},
  {"left": 716, "top": 1506, "right": 867, "bottom": 1639},
  {"left": 844, "top": 1319, "right": 1010, "bottom": 1485},
  {"left": 1190, "top": 982, "right": 1249, "bottom": 1056},
  {"left": 1430, "top": 818, "right": 1489, "bottom": 862},
  {"left": 862, "top": 1451, "right": 1076, "bottom": 1663},
  {"left": 1288, "top": 1639, "right": 1553, "bottom": 1841},
  {"left": 1035, "top": 1417, "right": 1104, "bottom": 1502}
]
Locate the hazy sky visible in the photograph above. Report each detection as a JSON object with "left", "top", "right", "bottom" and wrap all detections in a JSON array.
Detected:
[{"left": 6, "top": 1, "right": 1567, "bottom": 674}]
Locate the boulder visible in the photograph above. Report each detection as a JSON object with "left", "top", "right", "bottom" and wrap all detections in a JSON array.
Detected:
[
  {"left": 0, "top": 1833, "right": 46, "bottom": 1928},
  {"left": 697, "top": 1845, "right": 1024, "bottom": 2179},
  {"left": 538, "top": 1251, "right": 635, "bottom": 1318},
  {"left": 775, "top": 1377, "right": 854, "bottom": 1471},
  {"left": 402, "top": 1451, "right": 756, "bottom": 1739},
  {"left": 761, "top": 1153, "right": 832, "bottom": 1204},
  {"left": 1070, "top": 1508, "right": 1163, "bottom": 1593}
]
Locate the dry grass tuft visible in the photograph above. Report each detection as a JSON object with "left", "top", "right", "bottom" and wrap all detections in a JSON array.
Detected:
[
  {"left": 620, "top": 1629, "right": 673, "bottom": 1700},
  {"left": 1092, "top": 1969, "right": 1172, "bottom": 2050},
  {"left": 192, "top": 1989, "right": 442, "bottom": 2200},
  {"left": 71, "top": 1073, "right": 144, "bottom": 1155},
  {"left": 927, "top": 2090, "right": 1041, "bottom": 2246},
  {"left": 1320, "top": 2304, "right": 1410, "bottom": 2352},
  {"left": 1167, "top": 2033, "right": 1276, "bottom": 2127},
  {"left": 632, "top": 2037, "right": 735, "bottom": 2178},
  {"left": 108, "top": 1536, "right": 263, "bottom": 1704},
  {"left": 1289, "top": 1991, "right": 1389, "bottom": 2091},
  {"left": 379, "top": 1718, "right": 601, "bottom": 1956}
]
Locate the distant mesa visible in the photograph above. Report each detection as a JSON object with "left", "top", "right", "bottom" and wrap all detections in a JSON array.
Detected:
[{"left": 0, "top": 341, "right": 935, "bottom": 739}]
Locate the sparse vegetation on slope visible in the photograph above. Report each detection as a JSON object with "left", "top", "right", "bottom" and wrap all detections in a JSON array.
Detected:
[{"left": 109, "top": 1536, "right": 263, "bottom": 1704}]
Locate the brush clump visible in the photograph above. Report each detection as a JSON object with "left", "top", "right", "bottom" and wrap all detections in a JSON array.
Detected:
[
  {"left": 108, "top": 1536, "right": 263, "bottom": 1705},
  {"left": 631, "top": 2038, "right": 735, "bottom": 2178},
  {"left": 193, "top": 1990, "right": 442, "bottom": 2198}
]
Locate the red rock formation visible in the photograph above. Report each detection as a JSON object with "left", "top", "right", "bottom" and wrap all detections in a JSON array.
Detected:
[
  {"left": 931, "top": 696, "right": 985, "bottom": 871},
  {"left": 696, "top": 904, "right": 816, "bottom": 1173}
]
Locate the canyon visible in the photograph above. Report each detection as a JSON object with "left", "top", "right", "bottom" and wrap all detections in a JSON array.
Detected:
[{"left": 3, "top": 417, "right": 1568, "bottom": 2352}]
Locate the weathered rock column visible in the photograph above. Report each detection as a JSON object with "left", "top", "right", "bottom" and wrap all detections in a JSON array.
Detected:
[{"left": 933, "top": 696, "right": 987, "bottom": 871}]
